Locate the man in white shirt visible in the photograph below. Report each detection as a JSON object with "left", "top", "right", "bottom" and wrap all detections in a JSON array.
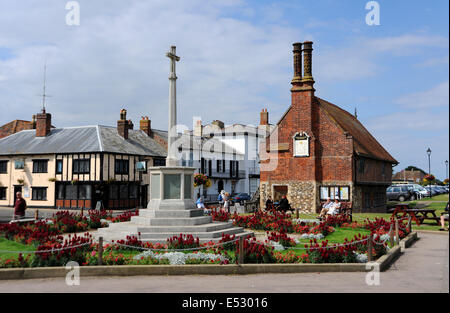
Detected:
[
  {"left": 327, "top": 198, "right": 341, "bottom": 216},
  {"left": 319, "top": 198, "right": 332, "bottom": 218}
]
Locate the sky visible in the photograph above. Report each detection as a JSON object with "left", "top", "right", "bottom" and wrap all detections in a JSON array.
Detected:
[{"left": 0, "top": 0, "right": 448, "bottom": 180}]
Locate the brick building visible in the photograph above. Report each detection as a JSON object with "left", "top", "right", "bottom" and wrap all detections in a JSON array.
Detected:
[{"left": 260, "top": 42, "right": 398, "bottom": 213}]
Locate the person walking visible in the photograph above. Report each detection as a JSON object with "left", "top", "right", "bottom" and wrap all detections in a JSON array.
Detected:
[
  {"left": 13, "top": 192, "right": 27, "bottom": 220},
  {"left": 223, "top": 192, "right": 230, "bottom": 213}
]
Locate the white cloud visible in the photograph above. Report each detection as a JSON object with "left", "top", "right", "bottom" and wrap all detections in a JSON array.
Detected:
[
  {"left": 0, "top": 0, "right": 307, "bottom": 129},
  {"left": 395, "top": 81, "right": 449, "bottom": 109}
]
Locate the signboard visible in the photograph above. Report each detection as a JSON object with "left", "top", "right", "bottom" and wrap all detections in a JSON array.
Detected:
[
  {"left": 293, "top": 133, "right": 310, "bottom": 157},
  {"left": 23, "top": 187, "right": 30, "bottom": 198},
  {"left": 136, "top": 161, "right": 147, "bottom": 172},
  {"left": 15, "top": 159, "right": 25, "bottom": 169}
]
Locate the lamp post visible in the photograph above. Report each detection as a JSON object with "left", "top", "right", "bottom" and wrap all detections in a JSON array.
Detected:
[
  {"left": 427, "top": 148, "right": 432, "bottom": 197},
  {"left": 445, "top": 160, "right": 449, "bottom": 182}
]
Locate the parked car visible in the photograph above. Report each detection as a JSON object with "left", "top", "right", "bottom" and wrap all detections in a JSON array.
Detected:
[
  {"left": 232, "top": 193, "right": 251, "bottom": 204},
  {"left": 386, "top": 186, "right": 414, "bottom": 202},
  {"left": 422, "top": 186, "right": 438, "bottom": 197},
  {"left": 397, "top": 184, "right": 429, "bottom": 200}
]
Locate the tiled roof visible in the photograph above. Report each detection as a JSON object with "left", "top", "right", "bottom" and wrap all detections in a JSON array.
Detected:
[
  {"left": 317, "top": 97, "right": 398, "bottom": 164},
  {"left": 0, "top": 120, "right": 34, "bottom": 139},
  {"left": 0, "top": 125, "right": 167, "bottom": 157}
]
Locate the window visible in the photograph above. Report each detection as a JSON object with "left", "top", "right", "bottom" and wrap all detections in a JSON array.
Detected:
[
  {"left": 153, "top": 158, "right": 166, "bottom": 167},
  {"left": 119, "top": 185, "right": 129, "bottom": 200},
  {"left": 217, "top": 160, "right": 226, "bottom": 173},
  {"left": 115, "top": 159, "right": 129, "bottom": 175},
  {"left": 14, "top": 160, "right": 24, "bottom": 170},
  {"left": 66, "top": 185, "right": 78, "bottom": 200},
  {"left": 129, "top": 185, "right": 138, "bottom": 199},
  {"left": 33, "top": 160, "right": 48, "bottom": 173},
  {"left": 320, "top": 186, "right": 350, "bottom": 201},
  {"left": 32, "top": 187, "right": 47, "bottom": 200},
  {"left": 109, "top": 185, "right": 119, "bottom": 200},
  {"left": 230, "top": 160, "right": 239, "bottom": 178},
  {"left": 73, "top": 159, "right": 90, "bottom": 174},
  {"left": 56, "top": 160, "right": 63, "bottom": 174},
  {"left": 78, "top": 185, "right": 92, "bottom": 200},
  {"left": 56, "top": 184, "right": 65, "bottom": 199},
  {"left": 0, "top": 187, "right": 6, "bottom": 200},
  {"left": 0, "top": 161, "right": 7, "bottom": 174}
]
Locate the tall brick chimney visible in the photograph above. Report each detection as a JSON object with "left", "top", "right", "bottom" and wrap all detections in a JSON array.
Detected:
[
  {"left": 290, "top": 41, "right": 317, "bottom": 181},
  {"left": 31, "top": 115, "right": 36, "bottom": 129},
  {"left": 117, "top": 109, "right": 129, "bottom": 139},
  {"left": 36, "top": 109, "right": 51, "bottom": 137},
  {"left": 140, "top": 116, "right": 153, "bottom": 137},
  {"left": 291, "top": 42, "right": 303, "bottom": 86},
  {"left": 260, "top": 108, "right": 269, "bottom": 125}
]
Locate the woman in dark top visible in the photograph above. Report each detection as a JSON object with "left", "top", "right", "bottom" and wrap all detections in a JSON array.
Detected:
[
  {"left": 265, "top": 196, "right": 273, "bottom": 210},
  {"left": 278, "top": 195, "right": 291, "bottom": 213}
]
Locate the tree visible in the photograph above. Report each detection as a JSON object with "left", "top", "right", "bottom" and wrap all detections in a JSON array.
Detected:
[{"left": 404, "top": 166, "right": 427, "bottom": 175}]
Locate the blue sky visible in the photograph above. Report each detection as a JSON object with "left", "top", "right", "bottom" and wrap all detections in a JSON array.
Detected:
[{"left": 0, "top": 0, "right": 448, "bottom": 179}]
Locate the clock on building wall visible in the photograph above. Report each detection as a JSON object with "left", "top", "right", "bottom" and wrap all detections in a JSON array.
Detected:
[{"left": 293, "top": 132, "right": 310, "bottom": 157}]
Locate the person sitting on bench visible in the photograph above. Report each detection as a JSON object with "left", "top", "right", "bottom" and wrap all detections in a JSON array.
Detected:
[
  {"left": 278, "top": 195, "right": 291, "bottom": 213},
  {"left": 319, "top": 198, "right": 340, "bottom": 218}
]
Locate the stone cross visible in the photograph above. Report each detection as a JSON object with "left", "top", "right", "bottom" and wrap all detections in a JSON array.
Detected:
[{"left": 166, "top": 46, "right": 180, "bottom": 167}]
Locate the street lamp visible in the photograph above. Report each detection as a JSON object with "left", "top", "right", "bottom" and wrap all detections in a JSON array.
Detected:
[
  {"left": 445, "top": 160, "right": 449, "bottom": 182},
  {"left": 427, "top": 148, "right": 432, "bottom": 197}
]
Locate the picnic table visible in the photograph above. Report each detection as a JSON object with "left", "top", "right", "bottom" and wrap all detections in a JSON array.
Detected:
[{"left": 389, "top": 203, "right": 440, "bottom": 226}]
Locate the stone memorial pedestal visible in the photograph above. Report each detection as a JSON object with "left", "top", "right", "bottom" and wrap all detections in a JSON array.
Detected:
[{"left": 95, "top": 46, "right": 252, "bottom": 243}]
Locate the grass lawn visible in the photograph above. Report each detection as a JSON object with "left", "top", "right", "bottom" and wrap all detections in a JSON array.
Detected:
[
  {"left": 0, "top": 238, "right": 35, "bottom": 260},
  {"left": 416, "top": 194, "right": 449, "bottom": 202}
]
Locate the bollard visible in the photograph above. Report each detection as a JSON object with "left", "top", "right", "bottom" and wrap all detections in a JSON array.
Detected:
[
  {"left": 367, "top": 233, "right": 373, "bottom": 262},
  {"left": 98, "top": 237, "right": 103, "bottom": 265},
  {"left": 395, "top": 218, "right": 400, "bottom": 246},
  {"left": 238, "top": 236, "right": 244, "bottom": 265},
  {"left": 296, "top": 208, "right": 299, "bottom": 219},
  {"left": 34, "top": 209, "right": 39, "bottom": 220},
  {"left": 407, "top": 216, "right": 412, "bottom": 234}
]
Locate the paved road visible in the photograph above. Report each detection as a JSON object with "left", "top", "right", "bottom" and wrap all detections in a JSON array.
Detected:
[{"left": 0, "top": 232, "right": 448, "bottom": 293}]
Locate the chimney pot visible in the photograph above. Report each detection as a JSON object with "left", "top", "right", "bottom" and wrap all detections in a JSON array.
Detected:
[
  {"left": 291, "top": 42, "right": 303, "bottom": 86},
  {"left": 139, "top": 115, "right": 152, "bottom": 137},
  {"left": 302, "top": 41, "right": 314, "bottom": 85},
  {"left": 118, "top": 109, "right": 129, "bottom": 139},
  {"left": 260, "top": 108, "right": 269, "bottom": 126}
]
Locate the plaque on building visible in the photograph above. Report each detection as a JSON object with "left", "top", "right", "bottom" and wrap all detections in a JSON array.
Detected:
[{"left": 293, "top": 132, "right": 310, "bottom": 157}]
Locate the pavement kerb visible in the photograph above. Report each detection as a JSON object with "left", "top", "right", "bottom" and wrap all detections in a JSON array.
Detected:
[
  {"left": 416, "top": 230, "right": 449, "bottom": 236},
  {"left": 0, "top": 232, "right": 419, "bottom": 280}
]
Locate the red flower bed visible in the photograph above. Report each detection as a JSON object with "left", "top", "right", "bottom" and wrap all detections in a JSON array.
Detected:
[
  {"left": 235, "top": 236, "right": 275, "bottom": 264},
  {"left": 266, "top": 231, "right": 296, "bottom": 247},
  {"left": 167, "top": 234, "right": 200, "bottom": 250},
  {"left": 31, "top": 233, "right": 94, "bottom": 267},
  {"left": 363, "top": 217, "right": 409, "bottom": 239},
  {"left": 232, "top": 210, "right": 294, "bottom": 233},
  {"left": 0, "top": 221, "right": 60, "bottom": 245},
  {"left": 108, "top": 209, "right": 139, "bottom": 223},
  {"left": 211, "top": 210, "right": 231, "bottom": 222}
]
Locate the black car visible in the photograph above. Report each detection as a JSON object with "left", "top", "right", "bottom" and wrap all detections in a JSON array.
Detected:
[{"left": 386, "top": 186, "right": 414, "bottom": 202}]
